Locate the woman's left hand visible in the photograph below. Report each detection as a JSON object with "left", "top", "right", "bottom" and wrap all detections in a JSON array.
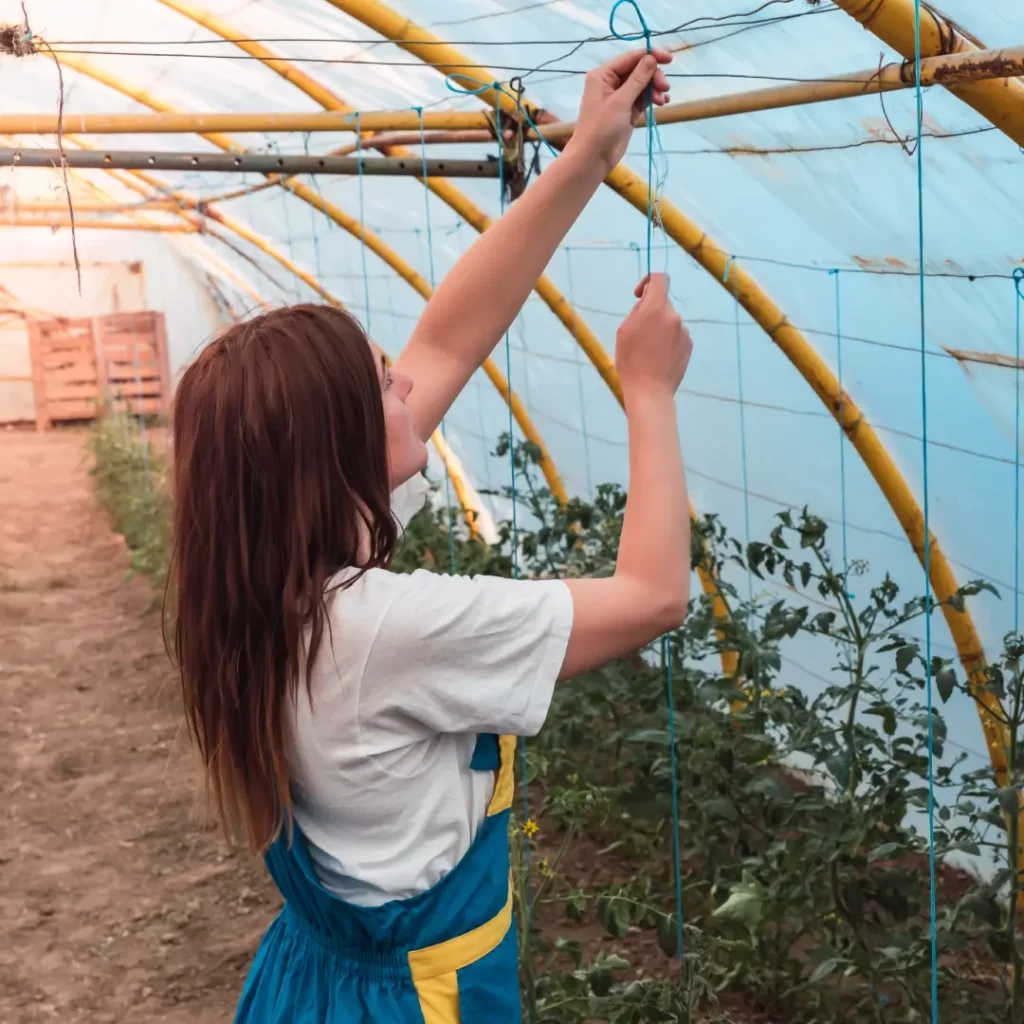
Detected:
[{"left": 569, "top": 48, "right": 672, "bottom": 174}]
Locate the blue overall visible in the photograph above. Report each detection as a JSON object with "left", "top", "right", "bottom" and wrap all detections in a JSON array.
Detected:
[{"left": 234, "top": 733, "right": 521, "bottom": 1024}]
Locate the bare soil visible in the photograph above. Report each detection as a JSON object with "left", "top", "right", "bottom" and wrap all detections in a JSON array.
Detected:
[{"left": 0, "top": 430, "right": 279, "bottom": 1024}]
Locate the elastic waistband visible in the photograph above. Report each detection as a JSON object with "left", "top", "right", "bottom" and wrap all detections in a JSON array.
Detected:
[{"left": 279, "top": 903, "right": 411, "bottom": 983}]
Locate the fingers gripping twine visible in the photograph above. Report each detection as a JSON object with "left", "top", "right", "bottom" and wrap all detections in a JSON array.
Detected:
[
  {"left": 610, "top": 0, "right": 684, "bottom": 970},
  {"left": 609, "top": 0, "right": 666, "bottom": 278}
]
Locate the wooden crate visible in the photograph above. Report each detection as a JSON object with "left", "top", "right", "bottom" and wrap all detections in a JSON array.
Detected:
[{"left": 28, "top": 311, "right": 170, "bottom": 429}]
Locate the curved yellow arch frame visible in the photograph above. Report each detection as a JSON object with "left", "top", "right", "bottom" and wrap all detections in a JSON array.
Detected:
[
  {"left": 323, "top": 0, "right": 1011, "bottom": 781},
  {"left": 832, "top": 0, "right": 1024, "bottom": 148},
  {"left": 44, "top": 51, "right": 568, "bottom": 511},
  {"left": 19, "top": 137, "right": 484, "bottom": 533},
  {"left": 143, "top": 0, "right": 736, "bottom": 676}
]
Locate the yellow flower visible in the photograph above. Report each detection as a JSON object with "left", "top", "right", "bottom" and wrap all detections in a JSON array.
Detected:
[
  {"left": 760, "top": 689, "right": 772, "bottom": 698},
  {"left": 522, "top": 819, "right": 540, "bottom": 838}
]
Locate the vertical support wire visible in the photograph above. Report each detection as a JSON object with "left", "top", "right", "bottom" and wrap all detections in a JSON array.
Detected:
[
  {"left": 911, "top": 2, "right": 938, "bottom": 1019},
  {"left": 610, "top": 0, "right": 686, "bottom": 974},
  {"left": 496, "top": 99, "right": 532, "bottom": 956},
  {"left": 831, "top": 269, "right": 852, "bottom": 596},
  {"left": 725, "top": 256, "right": 753, "bottom": 604},
  {"left": 1015, "top": 269, "right": 1023, "bottom": 635},
  {"left": 416, "top": 106, "right": 458, "bottom": 575},
  {"left": 564, "top": 246, "right": 594, "bottom": 498}
]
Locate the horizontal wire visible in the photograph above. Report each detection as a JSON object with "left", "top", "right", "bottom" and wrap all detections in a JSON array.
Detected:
[
  {"left": 42, "top": 48, "right": 883, "bottom": 86},
  {"left": 44, "top": 0, "right": 829, "bottom": 50},
  {"left": 446, "top": 414, "right": 1017, "bottom": 601},
  {"left": 563, "top": 243, "right": 1019, "bottom": 282},
  {"left": 624, "top": 125, "right": 998, "bottom": 159},
  {"left": 502, "top": 343, "right": 1021, "bottom": 468}
]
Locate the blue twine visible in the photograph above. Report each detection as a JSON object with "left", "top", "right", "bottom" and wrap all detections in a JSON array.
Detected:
[
  {"left": 444, "top": 75, "right": 560, "bottom": 160},
  {"left": 564, "top": 247, "right": 594, "bottom": 497},
  {"left": 354, "top": 113, "right": 372, "bottom": 334},
  {"left": 610, "top": 0, "right": 685, "bottom": 968},
  {"left": 662, "top": 635, "right": 686, "bottom": 966},
  {"left": 724, "top": 256, "right": 753, "bottom": 604},
  {"left": 495, "top": 101, "right": 532, "bottom": 984},
  {"left": 609, "top": 0, "right": 659, "bottom": 279},
  {"left": 1015, "top": 268, "right": 1023, "bottom": 633},
  {"left": 911, "top": 1, "right": 938, "bottom": 1018},
  {"left": 415, "top": 106, "right": 458, "bottom": 576},
  {"left": 830, "top": 269, "right": 854, "bottom": 601}
]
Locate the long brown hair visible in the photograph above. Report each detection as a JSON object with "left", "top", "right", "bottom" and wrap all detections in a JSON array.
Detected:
[{"left": 167, "top": 304, "right": 398, "bottom": 851}]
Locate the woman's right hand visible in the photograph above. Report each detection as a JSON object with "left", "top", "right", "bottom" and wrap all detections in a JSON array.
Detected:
[{"left": 615, "top": 274, "right": 692, "bottom": 400}]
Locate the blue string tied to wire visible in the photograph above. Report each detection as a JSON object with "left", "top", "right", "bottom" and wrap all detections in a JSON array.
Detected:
[
  {"left": 414, "top": 104, "right": 458, "bottom": 578},
  {"left": 829, "top": 269, "right": 855, "bottom": 602},
  {"left": 1014, "top": 267, "right": 1024, "bottom": 634},
  {"left": 609, "top": 0, "right": 668, "bottom": 278},
  {"left": 610, "top": 0, "right": 685, "bottom": 969},
  {"left": 910, "top": 0, "right": 938, "bottom": 1018},
  {"left": 444, "top": 75, "right": 560, "bottom": 162},
  {"left": 723, "top": 256, "right": 754, "bottom": 606}
]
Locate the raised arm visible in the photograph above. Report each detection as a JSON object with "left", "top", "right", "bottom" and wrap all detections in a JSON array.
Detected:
[
  {"left": 560, "top": 274, "right": 692, "bottom": 679},
  {"left": 395, "top": 48, "right": 673, "bottom": 445}
]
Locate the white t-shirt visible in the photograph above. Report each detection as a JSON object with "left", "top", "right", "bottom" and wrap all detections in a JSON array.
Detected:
[{"left": 284, "top": 477, "right": 573, "bottom": 907}]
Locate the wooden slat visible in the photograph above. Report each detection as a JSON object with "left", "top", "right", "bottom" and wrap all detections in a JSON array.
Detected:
[
  {"left": 44, "top": 384, "right": 103, "bottom": 402},
  {"left": 103, "top": 382, "right": 163, "bottom": 398},
  {"left": 47, "top": 400, "right": 103, "bottom": 421}
]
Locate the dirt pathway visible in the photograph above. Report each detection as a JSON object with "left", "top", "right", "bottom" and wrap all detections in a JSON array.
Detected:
[{"left": 0, "top": 431, "right": 279, "bottom": 1024}]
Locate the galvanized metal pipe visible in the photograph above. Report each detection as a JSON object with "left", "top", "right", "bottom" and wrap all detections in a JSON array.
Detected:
[{"left": 0, "top": 147, "right": 500, "bottom": 177}]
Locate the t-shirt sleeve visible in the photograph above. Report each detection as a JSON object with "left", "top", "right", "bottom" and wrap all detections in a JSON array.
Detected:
[{"left": 361, "top": 570, "right": 574, "bottom": 738}]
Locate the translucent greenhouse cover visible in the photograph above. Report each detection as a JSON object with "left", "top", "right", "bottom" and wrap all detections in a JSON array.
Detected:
[{"left": 2, "top": 0, "right": 1024, "bottom": 817}]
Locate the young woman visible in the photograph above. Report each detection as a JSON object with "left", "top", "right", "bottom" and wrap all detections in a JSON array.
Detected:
[{"left": 170, "top": 48, "right": 691, "bottom": 1024}]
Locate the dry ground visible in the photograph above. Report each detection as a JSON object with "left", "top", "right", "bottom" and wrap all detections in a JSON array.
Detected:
[{"left": 0, "top": 430, "right": 279, "bottom": 1024}]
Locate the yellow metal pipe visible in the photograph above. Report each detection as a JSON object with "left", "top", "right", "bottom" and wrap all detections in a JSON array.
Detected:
[
  {"left": 832, "top": 0, "right": 1024, "bottom": 148},
  {"left": 0, "top": 198, "right": 180, "bottom": 212},
  {"left": 0, "top": 108, "right": 488, "bottom": 135},
  {"left": 17, "top": 42, "right": 1024, "bottom": 139},
  {"left": 326, "top": 0, "right": 1011, "bottom": 782},
  {"left": 154, "top": 0, "right": 731, "bottom": 665},
  {"left": 0, "top": 216, "right": 196, "bottom": 232},
  {"left": 45, "top": 50, "right": 567, "bottom": 511},
  {"left": 150, "top": 0, "right": 625, "bottom": 407}
]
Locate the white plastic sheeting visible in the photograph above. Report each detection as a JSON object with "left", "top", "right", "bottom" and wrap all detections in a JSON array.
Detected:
[{"left": 0, "top": 0, "right": 1022, "bottom": 791}]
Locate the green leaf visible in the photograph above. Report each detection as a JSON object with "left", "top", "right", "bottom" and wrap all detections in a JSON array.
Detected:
[
  {"left": 988, "top": 929, "right": 1013, "bottom": 963},
  {"left": 601, "top": 954, "right": 631, "bottom": 971},
  {"left": 936, "top": 666, "right": 957, "bottom": 703},
  {"left": 808, "top": 957, "right": 843, "bottom": 984},
  {"left": 656, "top": 915, "right": 678, "bottom": 957},
  {"left": 895, "top": 645, "right": 917, "bottom": 674},
  {"left": 712, "top": 875, "right": 763, "bottom": 929},
  {"left": 589, "top": 965, "right": 612, "bottom": 997},
  {"left": 961, "top": 895, "right": 1000, "bottom": 929},
  {"left": 626, "top": 729, "right": 670, "bottom": 745},
  {"left": 598, "top": 896, "right": 631, "bottom": 939},
  {"left": 868, "top": 842, "right": 902, "bottom": 863},
  {"left": 997, "top": 787, "right": 1021, "bottom": 815}
]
